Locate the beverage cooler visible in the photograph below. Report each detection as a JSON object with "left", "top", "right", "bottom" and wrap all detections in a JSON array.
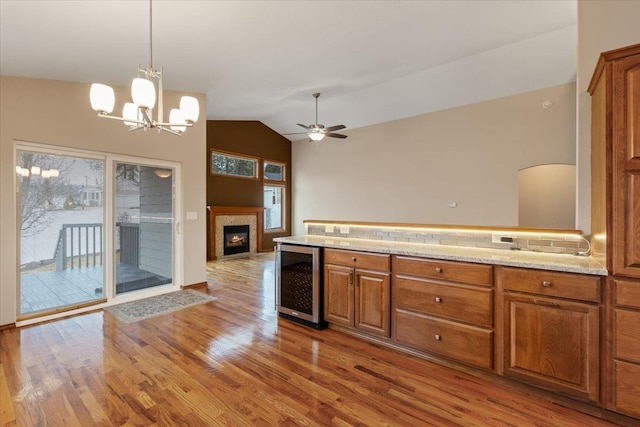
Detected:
[{"left": 275, "top": 244, "right": 326, "bottom": 329}]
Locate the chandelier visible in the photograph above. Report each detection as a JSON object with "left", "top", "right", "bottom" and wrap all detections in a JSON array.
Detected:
[{"left": 89, "top": 0, "right": 199, "bottom": 136}]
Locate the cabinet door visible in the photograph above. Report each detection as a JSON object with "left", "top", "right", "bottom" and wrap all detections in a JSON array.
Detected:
[
  {"left": 324, "top": 264, "right": 354, "bottom": 327},
  {"left": 503, "top": 294, "right": 599, "bottom": 402},
  {"left": 613, "top": 359, "right": 640, "bottom": 418},
  {"left": 613, "top": 53, "right": 640, "bottom": 277},
  {"left": 355, "top": 269, "right": 390, "bottom": 337}
]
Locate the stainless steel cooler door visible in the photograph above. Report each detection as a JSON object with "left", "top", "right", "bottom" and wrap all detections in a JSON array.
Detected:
[{"left": 276, "top": 244, "right": 320, "bottom": 323}]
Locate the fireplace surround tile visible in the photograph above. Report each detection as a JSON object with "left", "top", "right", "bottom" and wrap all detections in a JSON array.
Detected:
[{"left": 208, "top": 206, "right": 264, "bottom": 260}]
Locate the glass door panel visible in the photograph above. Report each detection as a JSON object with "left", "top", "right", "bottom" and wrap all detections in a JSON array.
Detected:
[
  {"left": 18, "top": 150, "right": 105, "bottom": 315},
  {"left": 115, "top": 163, "right": 174, "bottom": 294}
]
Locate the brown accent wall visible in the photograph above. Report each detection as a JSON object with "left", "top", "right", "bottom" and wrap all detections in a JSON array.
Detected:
[{"left": 206, "top": 120, "right": 291, "bottom": 251}]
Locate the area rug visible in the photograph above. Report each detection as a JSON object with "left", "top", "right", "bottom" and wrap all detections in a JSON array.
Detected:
[{"left": 105, "top": 290, "right": 216, "bottom": 323}]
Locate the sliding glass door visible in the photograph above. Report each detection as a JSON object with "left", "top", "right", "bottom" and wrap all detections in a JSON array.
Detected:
[
  {"left": 17, "top": 143, "right": 180, "bottom": 320},
  {"left": 17, "top": 150, "right": 105, "bottom": 316},
  {"left": 115, "top": 163, "right": 174, "bottom": 294}
]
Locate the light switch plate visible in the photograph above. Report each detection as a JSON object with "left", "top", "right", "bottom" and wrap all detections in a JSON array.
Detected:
[
  {"left": 186, "top": 211, "right": 198, "bottom": 220},
  {"left": 324, "top": 225, "right": 334, "bottom": 233},
  {"left": 339, "top": 226, "right": 350, "bottom": 234}
]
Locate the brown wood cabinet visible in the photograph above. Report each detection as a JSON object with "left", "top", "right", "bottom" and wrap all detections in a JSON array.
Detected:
[
  {"left": 589, "top": 43, "right": 640, "bottom": 418},
  {"left": 609, "top": 278, "right": 640, "bottom": 418},
  {"left": 324, "top": 249, "right": 391, "bottom": 337},
  {"left": 500, "top": 267, "right": 601, "bottom": 403},
  {"left": 392, "top": 256, "right": 494, "bottom": 370},
  {"left": 589, "top": 44, "right": 640, "bottom": 278}
]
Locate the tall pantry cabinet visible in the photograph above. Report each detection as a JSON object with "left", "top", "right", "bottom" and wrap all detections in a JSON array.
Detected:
[{"left": 588, "top": 43, "right": 640, "bottom": 418}]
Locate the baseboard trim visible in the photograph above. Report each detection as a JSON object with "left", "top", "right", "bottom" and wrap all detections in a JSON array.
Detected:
[
  {"left": 181, "top": 281, "right": 208, "bottom": 290},
  {"left": 0, "top": 323, "right": 16, "bottom": 331}
]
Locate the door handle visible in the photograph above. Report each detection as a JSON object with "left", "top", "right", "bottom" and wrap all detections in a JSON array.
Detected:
[{"left": 349, "top": 272, "right": 353, "bottom": 285}]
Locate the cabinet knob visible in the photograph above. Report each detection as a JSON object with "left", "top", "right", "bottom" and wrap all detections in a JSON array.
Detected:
[
  {"left": 542, "top": 281, "right": 552, "bottom": 287},
  {"left": 352, "top": 257, "right": 356, "bottom": 261},
  {"left": 435, "top": 267, "right": 443, "bottom": 273},
  {"left": 435, "top": 297, "right": 442, "bottom": 303},
  {"left": 434, "top": 334, "right": 441, "bottom": 341}
]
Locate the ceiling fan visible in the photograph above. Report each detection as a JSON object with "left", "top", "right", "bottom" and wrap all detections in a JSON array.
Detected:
[{"left": 283, "top": 93, "right": 347, "bottom": 142}]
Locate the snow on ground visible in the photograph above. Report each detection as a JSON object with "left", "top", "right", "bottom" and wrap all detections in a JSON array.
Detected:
[{"left": 20, "top": 207, "right": 140, "bottom": 265}]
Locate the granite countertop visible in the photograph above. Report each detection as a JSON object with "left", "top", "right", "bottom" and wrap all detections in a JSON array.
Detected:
[{"left": 274, "top": 235, "right": 607, "bottom": 276}]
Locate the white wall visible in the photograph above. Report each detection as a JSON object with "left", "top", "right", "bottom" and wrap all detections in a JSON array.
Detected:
[
  {"left": 0, "top": 76, "right": 207, "bottom": 326},
  {"left": 576, "top": 0, "right": 640, "bottom": 233},
  {"left": 292, "top": 83, "right": 576, "bottom": 235},
  {"left": 518, "top": 164, "right": 576, "bottom": 229}
]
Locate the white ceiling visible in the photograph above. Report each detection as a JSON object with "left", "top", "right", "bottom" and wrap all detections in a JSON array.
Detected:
[{"left": 0, "top": 0, "right": 577, "bottom": 140}]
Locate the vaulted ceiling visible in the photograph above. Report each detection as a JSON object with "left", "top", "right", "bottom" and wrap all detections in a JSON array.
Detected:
[{"left": 0, "top": 0, "right": 577, "bottom": 139}]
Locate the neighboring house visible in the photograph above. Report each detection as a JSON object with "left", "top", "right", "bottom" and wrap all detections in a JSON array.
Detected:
[{"left": 79, "top": 185, "right": 103, "bottom": 207}]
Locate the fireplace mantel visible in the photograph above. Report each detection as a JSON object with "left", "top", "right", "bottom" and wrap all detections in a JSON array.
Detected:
[{"left": 207, "top": 206, "right": 264, "bottom": 260}]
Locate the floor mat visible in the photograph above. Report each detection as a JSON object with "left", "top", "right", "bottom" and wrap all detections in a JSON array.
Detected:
[{"left": 105, "top": 290, "right": 215, "bottom": 323}]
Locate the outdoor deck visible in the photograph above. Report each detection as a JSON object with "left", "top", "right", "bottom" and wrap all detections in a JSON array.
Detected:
[{"left": 20, "top": 264, "right": 171, "bottom": 315}]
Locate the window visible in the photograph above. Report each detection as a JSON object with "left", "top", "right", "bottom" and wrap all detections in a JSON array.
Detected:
[
  {"left": 263, "top": 160, "right": 286, "bottom": 232},
  {"left": 210, "top": 150, "right": 259, "bottom": 179},
  {"left": 264, "top": 185, "right": 285, "bottom": 232},
  {"left": 263, "top": 160, "right": 285, "bottom": 182}
]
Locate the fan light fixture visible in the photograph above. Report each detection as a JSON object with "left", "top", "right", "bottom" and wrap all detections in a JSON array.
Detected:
[
  {"left": 283, "top": 93, "right": 348, "bottom": 141},
  {"left": 309, "top": 131, "right": 325, "bottom": 142},
  {"left": 89, "top": 0, "right": 199, "bottom": 136}
]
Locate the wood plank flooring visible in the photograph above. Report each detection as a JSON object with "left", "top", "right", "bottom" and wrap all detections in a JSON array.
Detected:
[{"left": 0, "top": 253, "right": 633, "bottom": 426}]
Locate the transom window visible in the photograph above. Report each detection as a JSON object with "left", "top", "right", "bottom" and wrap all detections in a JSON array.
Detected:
[
  {"left": 263, "top": 160, "right": 285, "bottom": 182},
  {"left": 210, "top": 150, "right": 259, "bottom": 179}
]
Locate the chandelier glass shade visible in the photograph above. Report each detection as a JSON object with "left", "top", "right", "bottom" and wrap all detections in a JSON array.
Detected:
[
  {"left": 16, "top": 166, "right": 59, "bottom": 178},
  {"left": 89, "top": 0, "right": 198, "bottom": 136}
]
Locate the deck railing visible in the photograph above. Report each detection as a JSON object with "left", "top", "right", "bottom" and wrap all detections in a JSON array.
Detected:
[{"left": 53, "top": 222, "right": 139, "bottom": 270}]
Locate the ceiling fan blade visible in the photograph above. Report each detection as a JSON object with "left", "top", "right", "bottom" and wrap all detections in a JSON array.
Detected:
[
  {"left": 326, "top": 133, "right": 348, "bottom": 139},
  {"left": 325, "top": 124, "right": 346, "bottom": 132},
  {"left": 296, "top": 123, "right": 310, "bottom": 129},
  {"left": 282, "top": 132, "right": 310, "bottom": 136}
]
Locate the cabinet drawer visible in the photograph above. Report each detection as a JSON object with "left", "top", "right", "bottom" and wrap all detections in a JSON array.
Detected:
[
  {"left": 394, "top": 276, "right": 492, "bottom": 327},
  {"left": 393, "top": 309, "right": 493, "bottom": 370},
  {"left": 615, "top": 279, "right": 640, "bottom": 309},
  {"left": 393, "top": 256, "right": 492, "bottom": 286},
  {"left": 501, "top": 267, "right": 601, "bottom": 302},
  {"left": 614, "top": 360, "right": 640, "bottom": 418},
  {"left": 614, "top": 308, "right": 640, "bottom": 363},
  {"left": 325, "top": 249, "right": 390, "bottom": 271}
]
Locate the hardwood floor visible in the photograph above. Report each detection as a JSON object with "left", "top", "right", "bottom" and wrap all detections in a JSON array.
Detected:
[{"left": 0, "top": 253, "right": 631, "bottom": 426}]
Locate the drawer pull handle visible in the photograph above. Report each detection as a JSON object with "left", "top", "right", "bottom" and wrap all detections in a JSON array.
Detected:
[
  {"left": 434, "top": 334, "right": 441, "bottom": 341},
  {"left": 435, "top": 267, "right": 443, "bottom": 273},
  {"left": 533, "top": 299, "right": 559, "bottom": 307},
  {"left": 542, "top": 281, "right": 552, "bottom": 287},
  {"left": 435, "top": 297, "right": 442, "bottom": 303}
]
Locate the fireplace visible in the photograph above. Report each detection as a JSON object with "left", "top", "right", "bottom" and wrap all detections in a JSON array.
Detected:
[
  {"left": 223, "top": 225, "right": 250, "bottom": 256},
  {"left": 208, "top": 206, "right": 263, "bottom": 260}
]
